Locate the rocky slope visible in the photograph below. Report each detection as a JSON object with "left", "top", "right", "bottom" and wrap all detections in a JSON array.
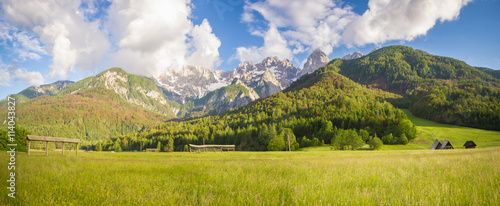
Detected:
[
  {"left": 0, "top": 80, "right": 74, "bottom": 106},
  {"left": 298, "top": 49, "right": 331, "bottom": 77},
  {"left": 342, "top": 52, "right": 364, "bottom": 60},
  {"left": 59, "top": 67, "right": 179, "bottom": 117}
]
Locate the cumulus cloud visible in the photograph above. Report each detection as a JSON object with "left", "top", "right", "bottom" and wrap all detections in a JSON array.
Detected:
[
  {"left": 107, "top": 0, "right": 221, "bottom": 76},
  {"left": 186, "top": 19, "right": 222, "bottom": 69},
  {"left": 1, "top": 0, "right": 222, "bottom": 79},
  {"left": 0, "top": 60, "right": 45, "bottom": 86},
  {"left": 241, "top": 0, "right": 471, "bottom": 62},
  {"left": 236, "top": 23, "right": 292, "bottom": 63},
  {"left": 0, "top": 21, "right": 46, "bottom": 61},
  {"left": 2, "top": 0, "right": 110, "bottom": 78},
  {"left": 343, "top": 0, "right": 472, "bottom": 46},
  {"left": 241, "top": 0, "right": 357, "bottom": 57}
]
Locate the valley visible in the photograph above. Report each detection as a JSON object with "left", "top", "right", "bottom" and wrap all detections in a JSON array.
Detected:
[{"left": 1, "top": 46, "right": 499, "bottom": 152}]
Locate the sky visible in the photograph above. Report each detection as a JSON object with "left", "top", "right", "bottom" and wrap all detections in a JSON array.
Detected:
[{"left": 0, "top": 0, "right": 499, "bottom": 99}]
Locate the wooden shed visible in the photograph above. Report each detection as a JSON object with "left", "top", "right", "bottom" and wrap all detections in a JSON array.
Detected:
[
  {"left": 188, "top": 144, "right": 235, "bottom": 152},
  {"left": 439, "top": 140, "right": 454, "bottom": 149},
  {"left": 26, "top": 135, "right": 81, "bottom": 156},
  {"left": 463, "top": 141, "right": 477, "bottom": 149},
  {"left": 430, "top": 139, "right": 442, "bottom": 150}
]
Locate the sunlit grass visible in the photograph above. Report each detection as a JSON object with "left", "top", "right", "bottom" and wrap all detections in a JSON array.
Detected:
[
  {"left": 402, "top": 109, "right": 500, "bottom": 149},
  {"left": 2, "top": 148, "right": 499, "bottom": 205}
]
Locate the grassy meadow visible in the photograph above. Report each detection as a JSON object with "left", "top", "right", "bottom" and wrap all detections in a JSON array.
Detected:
[
  {"left": 2, "top": 148, "right": 499, "bottom": 205},
  {"left": 3, "top": 110, "right": 500, "bottom": 205},
  {"left": 299, "top": 109, "right": 500, "bottom": 151}
]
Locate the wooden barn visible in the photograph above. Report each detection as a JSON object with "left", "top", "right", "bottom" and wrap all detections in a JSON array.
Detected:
[
  {"left": 439, "top": 140, "right": 454, "bottom": 149},
  {"left": 430, "top": 139, "right": 442, "bottom": 150},
  {"left": 463, "top": 141, "right": 477, "bottom": 149},
  {"left": 430, "top": 139, "right": 454, "bottom": 150}
]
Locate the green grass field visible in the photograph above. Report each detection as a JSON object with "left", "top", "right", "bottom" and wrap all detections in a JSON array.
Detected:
[
  {"left": 401, "top": 109, "right": 500, "bottom": 149},
  {"left": 299, "top": 109, "right": 500, "bottom": 151},
  {"left": 2, "top": 148, "right": 499, "bottom": 205},
  {"left": 3, "top": 111, "right": 500, "bottom": 205}
]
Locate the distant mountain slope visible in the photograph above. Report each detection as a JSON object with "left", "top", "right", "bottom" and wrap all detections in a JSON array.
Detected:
[
  {"left": 59, "top": 67, "right": 178, "bottom": 117},
  {"left": 0, "top": 80, "right": 73, "bottom": 107},
  {"left": 338, "top": 45, "right": 499, "bottom": 94},
  {"left": 188, "top": 80, "right": 260, "bottom": 117},
  {"left": 476, "top": 67, "right": 500, "bottom": 79},
  {"left": 0, "top": 87, "right": 168, "bottom": 141},
  {"left": 334, "top": 45, "right": 500, "bottom": 130},
  {"left": 121, "top": 58, "right": 415, "bottom": 151},
  {"left": 298, "top": 49, "right": 331, "bottom": 77}
]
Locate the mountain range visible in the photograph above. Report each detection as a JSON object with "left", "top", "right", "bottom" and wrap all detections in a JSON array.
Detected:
[
  {"left": 1, "top": 49, "right": 333, "bottom": 118},
  {"left": 1, "top": 45, "right": 499, "bottom": 145}
]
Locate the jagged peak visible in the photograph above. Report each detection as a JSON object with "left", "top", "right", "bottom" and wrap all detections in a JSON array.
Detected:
[
  {"left": 342, "top": 52, "right": 364, "bottom": 60},
  {"left": 311, "top": 48, "right": 327, "bottom": 56},
  {"left": 231, "top": 78, "right": 244, "bottom": 86},
  {"left": 261, "top": 56, "right": 280, "bottom": 65}
]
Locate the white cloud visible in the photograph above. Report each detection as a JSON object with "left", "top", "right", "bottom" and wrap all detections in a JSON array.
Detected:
[
  {"left": 0, "top": 69, "right": 10, "bottom": 86},
  {"left": 236, "top": 23, "right": 292, "bottom": 63},
  {"left": 0, "top": 21, "right": 46, "bottom": 61},
  {"left": 186, "top": 19, "right": 222, "bottom": 69},
  {"left": 0, "top": 61, "right": 45, "bottom": 86},
  {"left": 242, "top": 0, "right": 357, "bottom": 56},
  {"left": 2, "top": 0, "right": 222, "bottom": 78},
  {"left": 107, "top": 0, "right": 221, "bottom": 76},
  {"left": 343, "top": 0, "right": 472, "bottom": 46},
  {"left": 2, "top": 0, "right": 110, "bottom": 78},
  {"left": 242, "top": 0, "right": 471, "bottom": 64}
]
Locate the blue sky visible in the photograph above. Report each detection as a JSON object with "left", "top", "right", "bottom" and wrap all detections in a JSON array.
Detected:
[{"left": 0, "top": 0, "right": 499, "bottom": 99}]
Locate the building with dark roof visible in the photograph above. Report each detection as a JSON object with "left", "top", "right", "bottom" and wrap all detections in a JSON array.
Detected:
[
  {"left": 430, "top": 139, "right": 442, "bottom": 150},
  {"left": 463, "top": 141, "right": 477, "bottom": 149},
  {"left": 439, "top": 140, "right": 454, "bottom": 149}
]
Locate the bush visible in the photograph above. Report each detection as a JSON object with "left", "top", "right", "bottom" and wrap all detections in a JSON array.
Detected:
[
  {"left": 382, "top": 133, "right": 394, "bottom": 144},
  {"left": 267, "top": 136, "right": 286, "bottom": 151},
  {"left": 332, "top": 129, "right": 364, "bottom": 150},
  {"left": 399, "top": 133, "right": 408, "bottom": 145},
  {"left": 368, "top": 137, "right": 383, "bottom": 150}
]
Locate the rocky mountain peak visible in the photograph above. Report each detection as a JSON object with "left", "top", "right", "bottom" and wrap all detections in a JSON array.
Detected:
[
  {"left": 47, "top": 80, "right": 74, "bottom": 90},
  {"left": 261, "top": 56, "right": 281, "bottom": 66},
  {"left": 342, "top": 52, "right": 364, "bottom": 60},
  {"left": 260, "top": 70, "right": 281, "bottom": 86},
  {"left": 281, "top": 58, "right": 293, "bottom": 67},
  {"left": 299, "top": 49, "right": 331, "bottom": 77}
]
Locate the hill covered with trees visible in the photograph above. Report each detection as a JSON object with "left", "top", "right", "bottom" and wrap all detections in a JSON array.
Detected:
[
  {"left": 0, "top": 87, "right": 169, "bottom": 142},
  {"left": 94, "top": 60, "right": 416, "bottom": 151},
  {"left": 332, "top": 45, "right": 500, "bottom": 130},
  {"left": 2, "top": 45, "right": 498, "bottom": 151}
]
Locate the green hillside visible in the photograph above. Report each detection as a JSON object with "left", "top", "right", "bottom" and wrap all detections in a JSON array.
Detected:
[
  {"left": 329, "top": 45, "right": 500, "bottom": 130},
  {"left": 402, "top": 109, "right": 500, "bottom": 148},
  {"left": 93, "top": 60, "right": 416, "bottom": 151},
  {"left": 0, "top": 87, "right": 169, "bottom": 142},
  {"left": 476, "top": 67, "right": 500, "bottom": 79},
  {"left": 0, "top": 80, "right": 73, "bottom": 107},
  {"left": 59, "top": 67, "right": 178, "bottom": 117}
]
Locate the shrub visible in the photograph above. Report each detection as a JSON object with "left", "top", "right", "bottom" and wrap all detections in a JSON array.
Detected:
[
  {"left": 368, "top": 137, "right": 383, "bottom": 150},
  {"left": 267, "top": 135, "right": 286, "bottom": 151}
]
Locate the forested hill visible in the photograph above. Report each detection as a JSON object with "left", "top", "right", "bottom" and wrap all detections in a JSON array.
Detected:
[
  {"left": 0, "top": 87, "right": 169, "bottom": 143},
  {"left": 0, "top": 80, "right": 73, "bottom": 107},
  {"left": 330, "top": 45, "right": 500, "bottom": 130},
  {"left": 338, "top": 45, "right": 499, "bottom": 94},
  {"left": 103, "top": 60, "right": 416, "bottom": 151},
  {"left": 59, "top": 67, "right": 179, "bottom": 117},
  {"left": 476, "top": 67, "right": 500, "bottom": 79}
]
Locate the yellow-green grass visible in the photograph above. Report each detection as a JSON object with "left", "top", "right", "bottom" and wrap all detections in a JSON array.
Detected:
[
  {"left": 401, "top": 109, "right": 500, "bottom": 149},
  {"left": 2, "top": 149, "right": 499, "bottom": 205},
  {"left": 299, "top": 109, "right": 500, "bottom": 151}
]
